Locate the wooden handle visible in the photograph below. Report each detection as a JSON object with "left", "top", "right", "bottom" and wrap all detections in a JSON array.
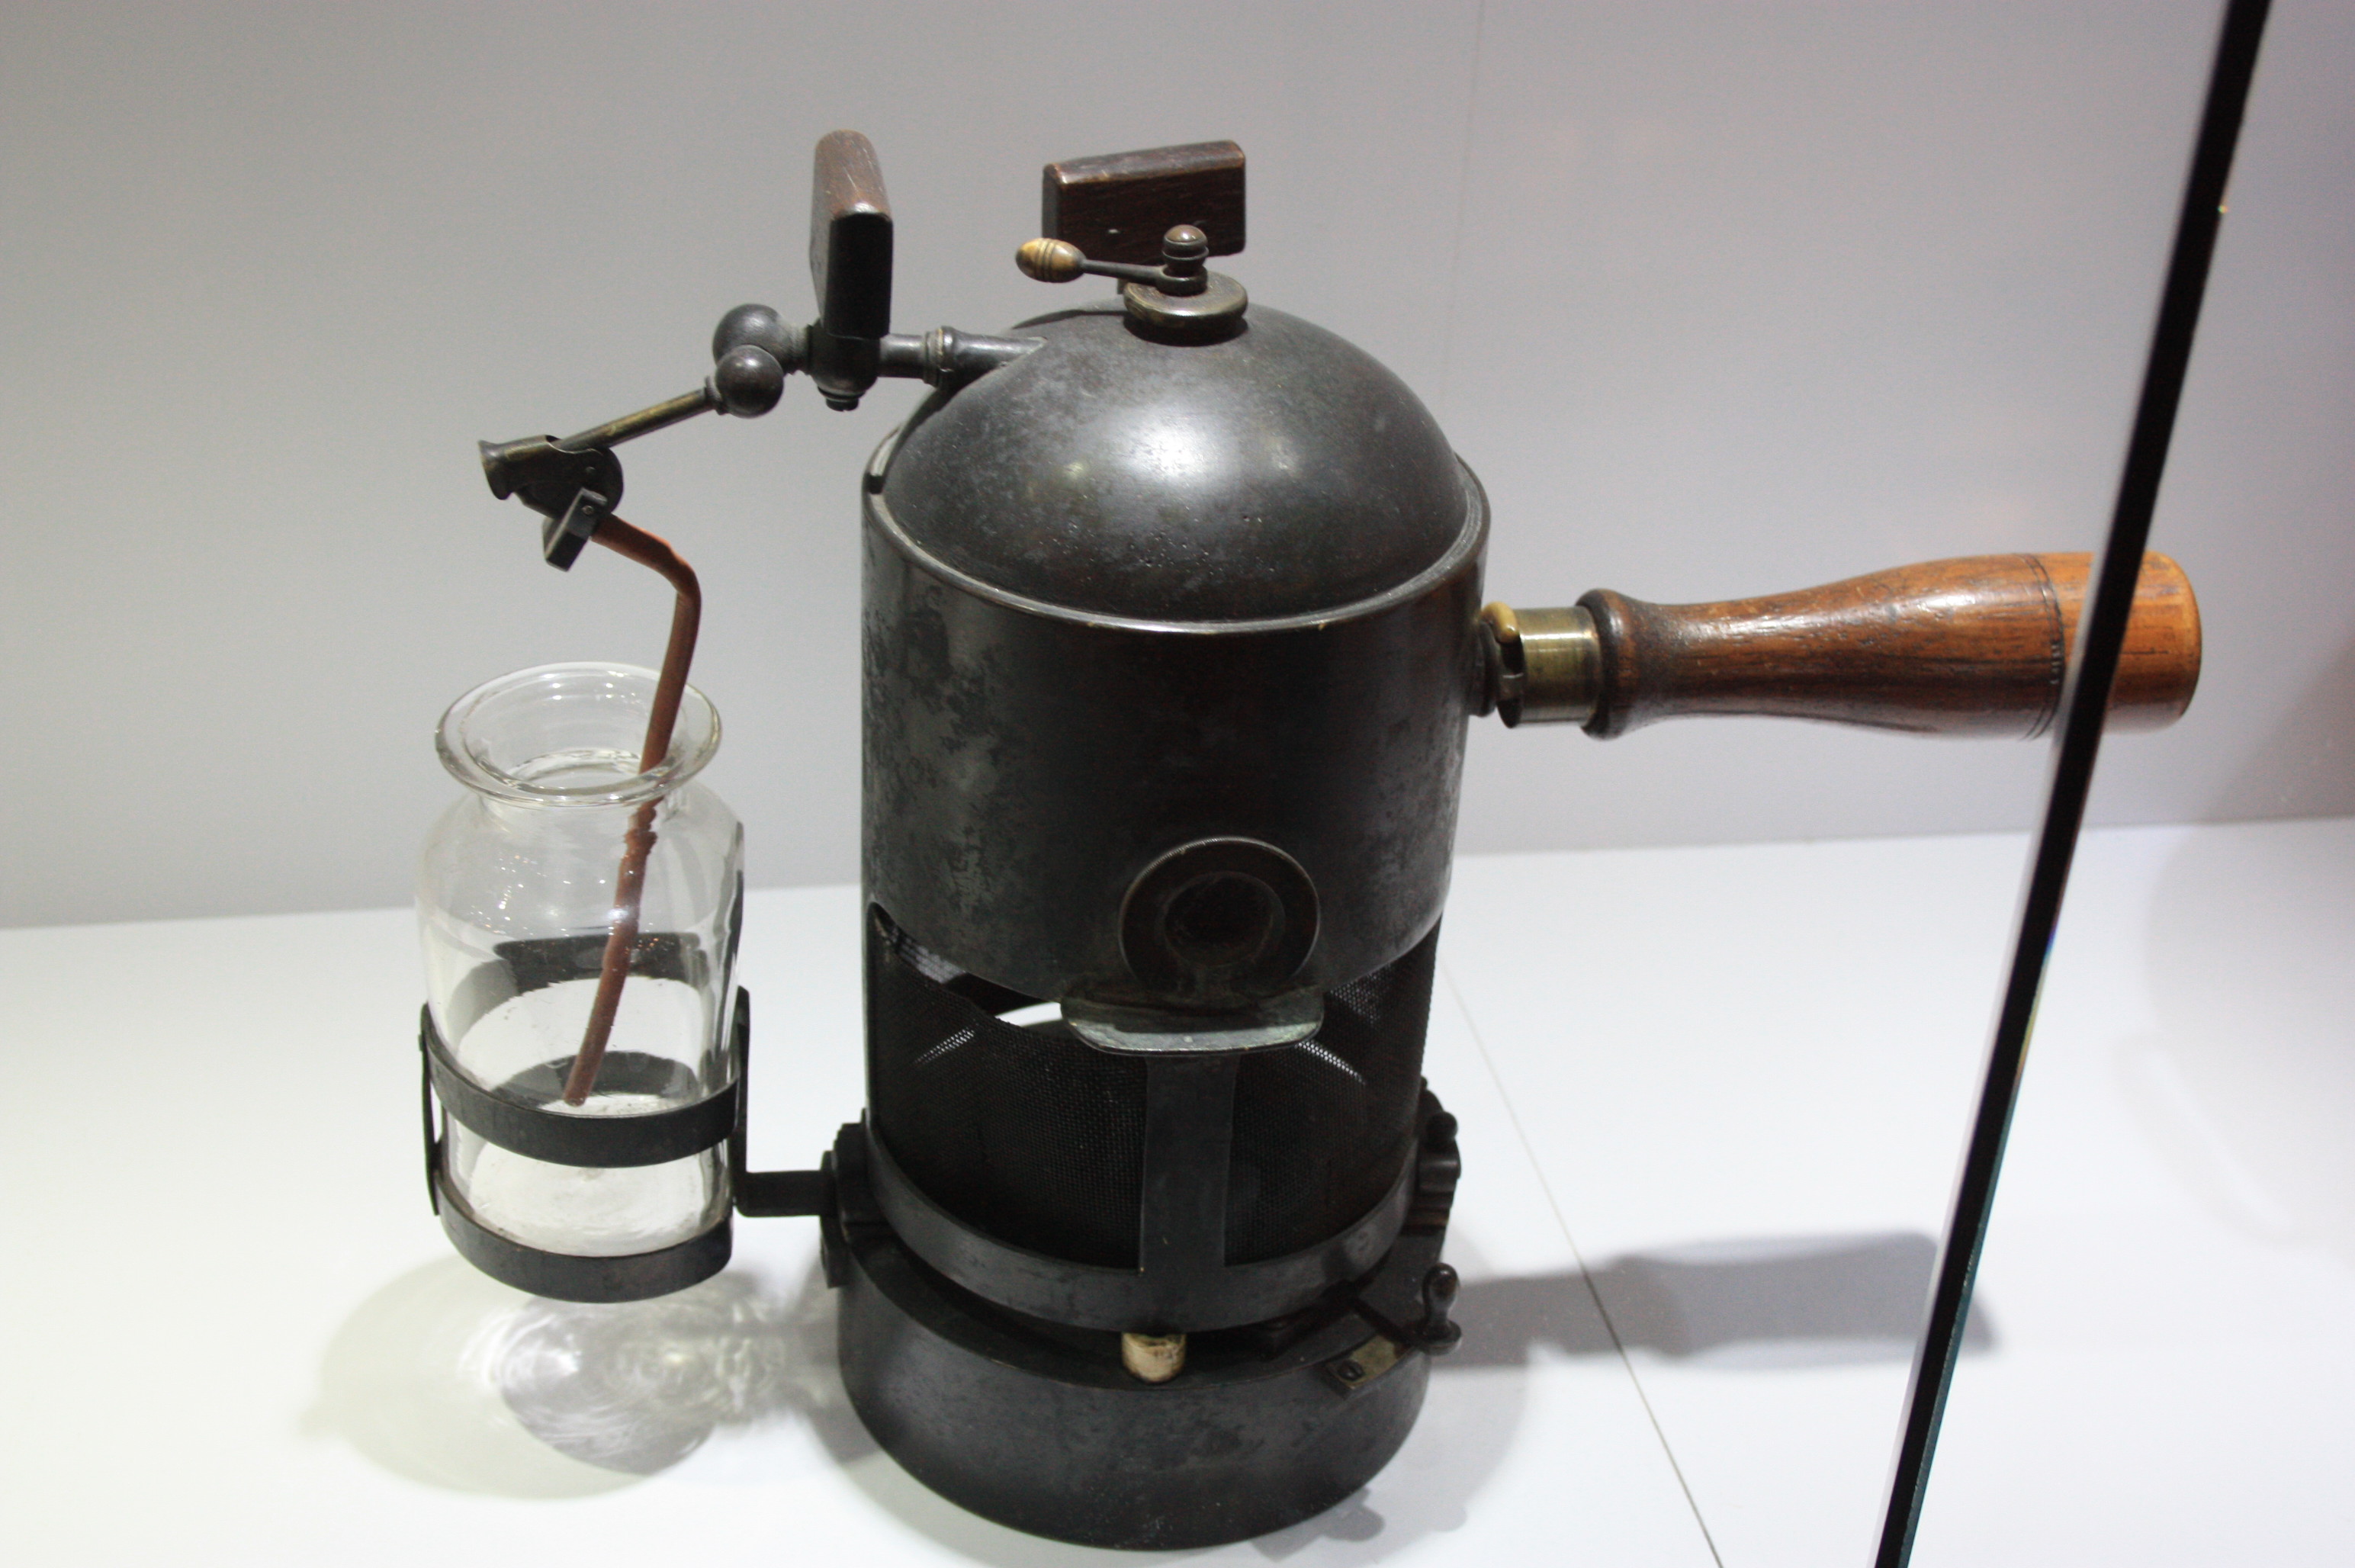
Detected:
[
  {"left": 809, "top": 129, "right": 892, "bottom": 341},
  {"left": 1576, "top": 552, "right": 2200, "bottom": 738},
  {"left": 1043, "top": 140, "right": 1245, "bottom": 265}
]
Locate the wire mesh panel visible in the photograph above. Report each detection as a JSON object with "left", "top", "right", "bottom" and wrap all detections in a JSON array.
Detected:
[
  {"left": 1226, "top": 927, "right": 1436, "bottom": 1263},
  {"left": 868, "top": 909, "right": 1149, "bottom": 1266},
  {"left": 866, "top": 908, "right": 1438, "bottom": 1274}
]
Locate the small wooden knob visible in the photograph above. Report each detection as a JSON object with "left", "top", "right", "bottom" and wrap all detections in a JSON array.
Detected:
[{"left": 1017, "top": 237, "right": 1085, "bottom": 282}]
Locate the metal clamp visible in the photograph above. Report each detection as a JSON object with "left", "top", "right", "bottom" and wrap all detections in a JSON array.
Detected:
[
  {"left": 419, "top": 1004, "right": 738, "bottom": 1168},
  {"left": 417, "top": 1005, "right": 737, "bottom": 1303},
  {"left": 419, "top": 983, "right": 843, "bottom": 1302}
]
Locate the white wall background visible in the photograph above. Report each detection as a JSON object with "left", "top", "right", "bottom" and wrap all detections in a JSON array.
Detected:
[{"left": 2, "top": 1, "right": 2347, "bottom": 928}]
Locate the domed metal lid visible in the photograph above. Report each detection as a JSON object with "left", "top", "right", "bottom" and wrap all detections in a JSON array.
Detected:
[{"left": 876, "top": 301, "right": 1473, "bottom": 622}]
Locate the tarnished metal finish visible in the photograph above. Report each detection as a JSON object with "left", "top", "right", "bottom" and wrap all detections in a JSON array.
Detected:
[
  {"left": 833, "top": 1111, "right": 1454, "bottom": 1550},
  {"left": 1116, "top": 836, "right": 1319, "bottom": 1009},
  {"left": 863, "top": 296, "right": 1486, "bottom": 1003},
  {"left": 1482, "top": 601, "right": 1602, "bottom": 726},
  {"left": 1120, "top": 272, "right": 1248, "bottom": 339},
  {"left": 861, "top": 493, "right": 1484, "bottom": 1003},
  {"left": 555, "top": 387, "right": 717, "bottom": 452},
  {"left": 1324, "top": 1330, "right": 1405, "bottom": 1394},
  {"left": 711, "top": 302, "right": 806, "bottom": 368},
  {"left": 1014, "top": 223, "right": 1246, "bottom": 339},
  {"left": 863, "top": 1117, "right": 1416, "bottom": 1332},
  {"left": 840, "top": 1213, "right": 1435, "bottom": 1549},
  {"left": 464, "top": 130, "right": 1487, "bottom": 1548},
  {"left": 879, "top": 300, "right": 1472, "bottom": 622},
  {"left": 708, "top": 345, "right": 786, "bottom": 417},
  {"left": 873, "top": 326, "right": 1041, "bottom": 387}
]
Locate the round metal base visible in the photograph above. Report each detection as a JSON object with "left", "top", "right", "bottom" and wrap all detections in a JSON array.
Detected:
[{"left": 837, "top": 1218, "right": 1441, "bottom": 1549}]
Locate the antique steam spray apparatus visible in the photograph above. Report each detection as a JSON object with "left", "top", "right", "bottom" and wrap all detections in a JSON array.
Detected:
[{"left": 418, "top": 135, "right": 2200, "bottom": 1548}]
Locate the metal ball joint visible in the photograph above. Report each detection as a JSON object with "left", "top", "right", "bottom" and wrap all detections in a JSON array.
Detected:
[
  {"left": 708, "top": 345, "right": 786, "bottom": 418},
  {"left": 710, "top": 302, "right": 806, "bottom": 369},
  {"left": 708, "top": 303, "right": 809, "bottom": 417}
]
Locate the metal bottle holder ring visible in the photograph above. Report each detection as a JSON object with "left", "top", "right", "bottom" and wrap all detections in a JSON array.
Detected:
[{"left": 419, "top": 935, "right": 750, "bottom": 1303}]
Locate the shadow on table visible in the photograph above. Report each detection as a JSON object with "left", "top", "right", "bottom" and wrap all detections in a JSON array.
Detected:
[
  {"left": 1454, "top": 1229, "right": 1994, "bottom": 1371},
  {"left": 308, "top": 1255, "right": 869, "bottom": 1499},
  {"left": 313, "top": 1228, "right": 1977, "bottom": 1557}
]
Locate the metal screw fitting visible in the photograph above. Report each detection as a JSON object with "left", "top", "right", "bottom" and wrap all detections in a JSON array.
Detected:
[
  {"left": 1419, "top": 1263, "right": 1463, "bottom": 1354},
  {"left": 1160, "top": 224, "right": 1209, "bottom": 276}
]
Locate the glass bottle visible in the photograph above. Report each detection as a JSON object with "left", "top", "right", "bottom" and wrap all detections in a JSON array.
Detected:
[{"left": 419, "top": 662, "right": 742, "bottom": 1259}]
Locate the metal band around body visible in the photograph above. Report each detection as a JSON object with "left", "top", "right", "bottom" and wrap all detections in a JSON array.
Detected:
[
  {"left": 417, "top": 991, "right": 747, "bottom": 1302},
  {"left": 432, "top": 1168, "right": 731, "bottom": 1303},
  {"left": 419, "top": 1004, "right": 738, "bottom": 1168},
  {"left": 864, "top": 1117, "right": 1416, "bottom": 1332}
]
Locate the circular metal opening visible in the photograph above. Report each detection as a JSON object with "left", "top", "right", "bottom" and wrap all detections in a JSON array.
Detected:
[
  {"left": 1120, "top": 838, "right": 1319, "bottom": 1005},
  {"left": 1162, "top": 873, "right": 1280, "bottom": 970}
]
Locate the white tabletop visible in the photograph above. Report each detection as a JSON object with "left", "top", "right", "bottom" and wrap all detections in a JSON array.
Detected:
[{"left": 5, "top": 818, "right": 2349, "bottom": 1565}]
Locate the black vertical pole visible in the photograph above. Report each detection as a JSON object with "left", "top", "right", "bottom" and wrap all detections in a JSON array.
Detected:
[{"left": 1874, "top": 2, "right": 2271, "bottom": 1563}]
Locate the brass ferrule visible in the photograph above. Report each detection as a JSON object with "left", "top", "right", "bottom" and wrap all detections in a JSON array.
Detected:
[{"left": 1481, "top": 602, "right": 1600, "bottom": 727}]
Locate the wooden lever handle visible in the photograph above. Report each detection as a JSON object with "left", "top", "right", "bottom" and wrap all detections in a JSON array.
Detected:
[
  {"left": 809, "top": 129, "right": 892, "bottom": 342},
  {"left": 1043, "top": 140, "right": 1245, "bottom": 266},
  {"left": 1487, "top": 553, "right": 2200, "bottom": 737}
]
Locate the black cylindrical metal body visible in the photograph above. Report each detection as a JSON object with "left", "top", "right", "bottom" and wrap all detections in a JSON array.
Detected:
[
  {"left": 844, "top": 294, "right": 1480, "bottom": 1547},
  {"left": 863, "top": 301, "right": 1488, "bottom": 1003}
]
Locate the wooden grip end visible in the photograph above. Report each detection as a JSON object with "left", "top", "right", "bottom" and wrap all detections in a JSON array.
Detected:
[{"left": 1541, "top": 552, "right": 2200, "bottom": 739}]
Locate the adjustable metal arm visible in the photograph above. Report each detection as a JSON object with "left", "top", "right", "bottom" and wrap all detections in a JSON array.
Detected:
[
  {"left": 475, "top": 340, "right": 789, "bottom": 566},
  {"left": 478, "top": 129, "right": 1037, "bottom": 560}
]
